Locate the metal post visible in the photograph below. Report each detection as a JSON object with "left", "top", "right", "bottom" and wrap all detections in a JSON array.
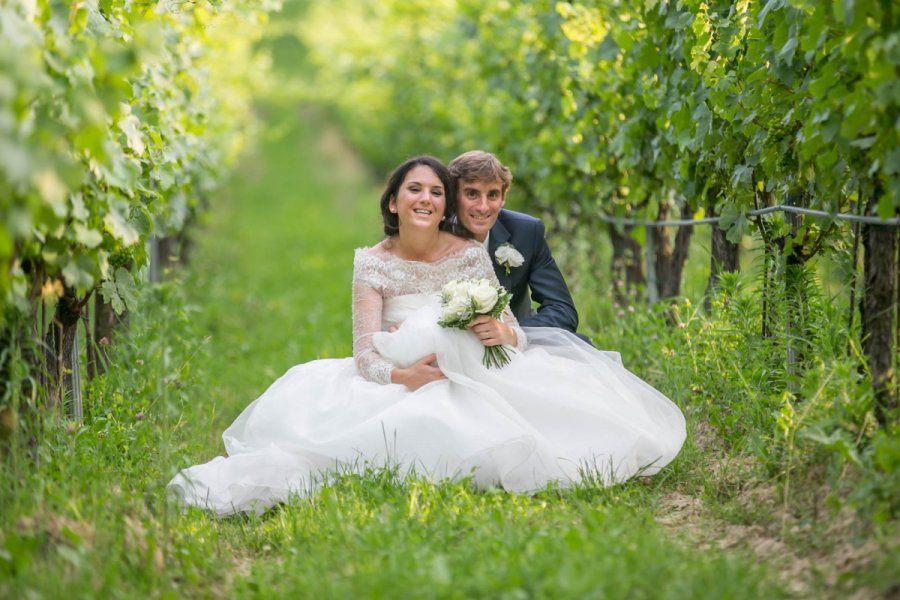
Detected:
[
  {"left": 645, "top": 224, "right": 658, "bottom": 304},
  {"left": 69, "top": 328, "right": 83, "bottom": 420},
  {"left": 784, "top": 194, "right": 798, "bottom": 394},
  {"left": 148, "top": 237, "right": 159, "bottom": 284}
]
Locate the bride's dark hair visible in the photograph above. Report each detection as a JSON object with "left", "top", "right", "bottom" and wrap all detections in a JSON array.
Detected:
[{"left": 380, "top": 156, "right": 469, "bottom": 238}]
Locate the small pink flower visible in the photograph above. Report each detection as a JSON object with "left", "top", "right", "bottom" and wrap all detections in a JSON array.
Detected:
[
  {"left": 136, "top": 359, "right": 144, "bottom": 366},
  {"left": 99, "top": 337, "right": 110, "bottom": 346},
  {"left": 627, "top": 306, "right": 635, "bottom": 313},
  {"left": 135, "top": 411, "right": 145, "bottom": 421},
  {"left": 66, "top": 422, "right": 77, "bottom": 434},
  {"left": 617, "top": 309, "right": 625, "bottom": 318}
]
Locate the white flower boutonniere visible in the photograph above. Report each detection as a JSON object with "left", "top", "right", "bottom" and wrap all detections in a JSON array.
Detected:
[{"left": 494, "top": 243, "right": 525, "bottom": 275}]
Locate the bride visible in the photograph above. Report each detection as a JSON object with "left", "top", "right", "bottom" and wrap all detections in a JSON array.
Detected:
[{"left": 168, "top": 156, "right": 686, "bottom": 516}]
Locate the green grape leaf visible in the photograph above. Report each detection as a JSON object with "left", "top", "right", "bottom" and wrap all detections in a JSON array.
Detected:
[
  {"left": 118, "top": 114, "right": 145, "bottom": 155},
  {"left": 99, "top": 280, "right": 125, "bottom": 315},
  {"left": 719, "top": 203, "right": 749, "bottom": 243},
  {"left": 114, "top": 267, "right": 139, "bottom": 312},
  {"left": 33, "top": 169, "right": 69, "bottom": 213},
  {"left": 104, "top": 201, "right": 140, "bottom": 246},
  {"left": 73, "top": 224, "right": 103, "bottom": 249},
  {"left": 129, "top": 205, "right": 154, "bottom": 237},
  {"left": 778, "top": 37, "right": 798, "bottom": 65},
  {"left": 61, "top": 255, "right": 96, "bottom": 292}
]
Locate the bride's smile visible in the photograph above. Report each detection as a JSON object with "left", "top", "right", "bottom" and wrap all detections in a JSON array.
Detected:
[{"left": 389, "top": 165, "right": 446, "bottom": 230}]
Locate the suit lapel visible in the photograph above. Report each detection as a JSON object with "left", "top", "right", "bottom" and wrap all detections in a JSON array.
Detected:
[
  {"left": 488, "top": 217, "right": 511, "bottom": 257},
  {"left": 488, "top": 216, "right": 512, "bottom": 287}
]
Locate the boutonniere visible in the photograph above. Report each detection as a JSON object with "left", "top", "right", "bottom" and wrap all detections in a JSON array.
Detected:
[{"left": 494, "top": 242, "right": 524, "bottom": 275}]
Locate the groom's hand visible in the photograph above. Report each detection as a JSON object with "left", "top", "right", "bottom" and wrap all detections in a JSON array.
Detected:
[
  {"left": 391, "top": 353, "right": 446, "bottom": 391},
  {"left": 468, "top": 316, "right": 517, "bottom": 348}
]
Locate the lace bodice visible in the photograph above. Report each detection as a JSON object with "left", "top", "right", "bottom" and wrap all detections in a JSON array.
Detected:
[{"left": 352, "top": 241, "right": 526, "bottom": 384}]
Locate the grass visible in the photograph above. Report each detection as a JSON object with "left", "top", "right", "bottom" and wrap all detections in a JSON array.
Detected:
[{"left": 1, "top": 100, "right": 895, "bottom": 598}]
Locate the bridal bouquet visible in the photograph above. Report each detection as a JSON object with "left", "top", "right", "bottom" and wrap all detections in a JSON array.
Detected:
[{"left": 438, "top": 278, "right": 513, "bottom": 369}]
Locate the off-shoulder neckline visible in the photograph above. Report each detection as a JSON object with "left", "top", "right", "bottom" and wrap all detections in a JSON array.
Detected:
[{"left": 357, "top": 240, "right": 483, "bottom": 265}]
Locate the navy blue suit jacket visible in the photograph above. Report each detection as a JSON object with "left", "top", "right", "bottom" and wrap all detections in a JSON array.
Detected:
[{"left": 487, "top": 209, "right": 579, "bottom": 332}]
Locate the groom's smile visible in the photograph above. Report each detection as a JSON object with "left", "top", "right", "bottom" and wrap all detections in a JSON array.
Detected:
[{"left": 457, "top": 179, "right": 506, "bottom": 242}]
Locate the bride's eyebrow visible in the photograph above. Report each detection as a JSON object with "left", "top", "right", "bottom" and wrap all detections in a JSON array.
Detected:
[{"left": 408, "top": 181, "right": 444, "bottom": 191}]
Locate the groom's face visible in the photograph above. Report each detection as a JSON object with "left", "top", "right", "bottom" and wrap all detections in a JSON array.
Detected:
[{"left": 457, "top": 179, "right": 506, "bottom": 242}]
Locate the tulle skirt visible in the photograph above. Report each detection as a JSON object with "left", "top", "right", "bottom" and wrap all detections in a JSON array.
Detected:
[{"left": 168, "top": 302, "right": 686, "bottom": 516}]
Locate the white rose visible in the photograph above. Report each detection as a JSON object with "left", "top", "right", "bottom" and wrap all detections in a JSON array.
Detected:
[
  {"left": 469, "top": 278, "right": 499, "bottom": 313},
  {"left": 441, "top": 295, "right": 471, "bottom": 322},
  {"left": 495, "top": 244, "right": 525, "bottom": 269},
  {"left": 442, "top": 279, "right": 467, "bottom": 300}
]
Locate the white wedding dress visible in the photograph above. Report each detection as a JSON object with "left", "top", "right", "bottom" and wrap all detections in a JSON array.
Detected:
[{"left": 168, "top": 242, "right": 686, "bottom": 516}]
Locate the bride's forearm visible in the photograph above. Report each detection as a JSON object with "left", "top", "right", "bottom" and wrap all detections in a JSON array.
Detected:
[{"left": 390, "top": 367, "right": 409, "bottom": 387}]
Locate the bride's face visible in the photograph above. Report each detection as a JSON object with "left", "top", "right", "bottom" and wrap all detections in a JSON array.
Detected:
[{"left": 390, "top": 166, "right": 447, "bottom": 233}]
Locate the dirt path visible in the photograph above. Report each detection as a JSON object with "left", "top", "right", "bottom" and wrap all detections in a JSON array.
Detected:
[{"left": 656, "top": 422, "right": 889, "bottom": 599}]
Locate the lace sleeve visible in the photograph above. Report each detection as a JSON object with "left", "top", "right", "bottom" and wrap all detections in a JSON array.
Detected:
[
  {"left": 465, "top": 244, "right": 528, "bottom": 352},
  {"left": 352, "top": 249, "right": 394, "bottom": 385}
]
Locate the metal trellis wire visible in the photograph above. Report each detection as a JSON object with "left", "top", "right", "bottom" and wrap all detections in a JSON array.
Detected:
[{"left": 595, "top": 204, "right": 900, "bottom": 304}]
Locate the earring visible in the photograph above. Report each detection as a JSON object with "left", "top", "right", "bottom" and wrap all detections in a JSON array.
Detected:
[{"left": 441, "top": 216, "right": 446, "bottom": 221}]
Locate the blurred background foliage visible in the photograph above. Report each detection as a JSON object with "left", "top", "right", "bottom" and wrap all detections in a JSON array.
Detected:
[{"left": 0, "top": 0, "right": 897, "bottom": 596}]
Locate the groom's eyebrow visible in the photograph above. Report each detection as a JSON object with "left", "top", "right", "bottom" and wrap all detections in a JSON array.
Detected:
[{"left": 463, "top": 183, "right": 501, "bottom": 192}]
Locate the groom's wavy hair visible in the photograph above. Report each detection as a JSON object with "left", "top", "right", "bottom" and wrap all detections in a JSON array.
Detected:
[
  {"left": 380, "top": 155, "right": 467, "bottom": 237},
  {"left": 448, "top": 150, "right": 512, "bottom": 195}
]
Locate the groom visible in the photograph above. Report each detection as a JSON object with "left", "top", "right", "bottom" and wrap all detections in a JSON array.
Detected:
[{"left": 448, "top": 150, "right": 583, "bottom": 336}]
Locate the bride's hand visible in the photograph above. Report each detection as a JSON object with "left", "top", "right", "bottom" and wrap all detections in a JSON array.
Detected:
[
  {"left": 391, "top": 353, "right": 446, "bottom": 391},
  {"left": 468, "top": 315, "right": 517, "bottom": 348}
]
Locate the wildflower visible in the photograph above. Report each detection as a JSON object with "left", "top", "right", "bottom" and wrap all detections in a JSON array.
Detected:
[
  {"left": 99, "top": 337, "right": 110, "bottom": 346},
  {"left": 135, "top": 411, "right": 145, "bottom": 421}
]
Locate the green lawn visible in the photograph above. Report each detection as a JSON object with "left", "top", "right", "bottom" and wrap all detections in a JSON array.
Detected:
[{"left": 0, "top": 102, "right": 867, "bottom": 598}]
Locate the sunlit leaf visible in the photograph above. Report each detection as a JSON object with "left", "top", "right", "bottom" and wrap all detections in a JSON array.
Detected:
[
  {"left": 104, "top": 201, "right": 140, "bottom": 246},
  {"left": 73, "top": 224, "right": 103, "bottom": 248},
  {"left": 118, "top": 113, "right": 145, "bottom": 155},
  {"left": 33, "top": 169, "right": 69, "bottom": 212}
]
